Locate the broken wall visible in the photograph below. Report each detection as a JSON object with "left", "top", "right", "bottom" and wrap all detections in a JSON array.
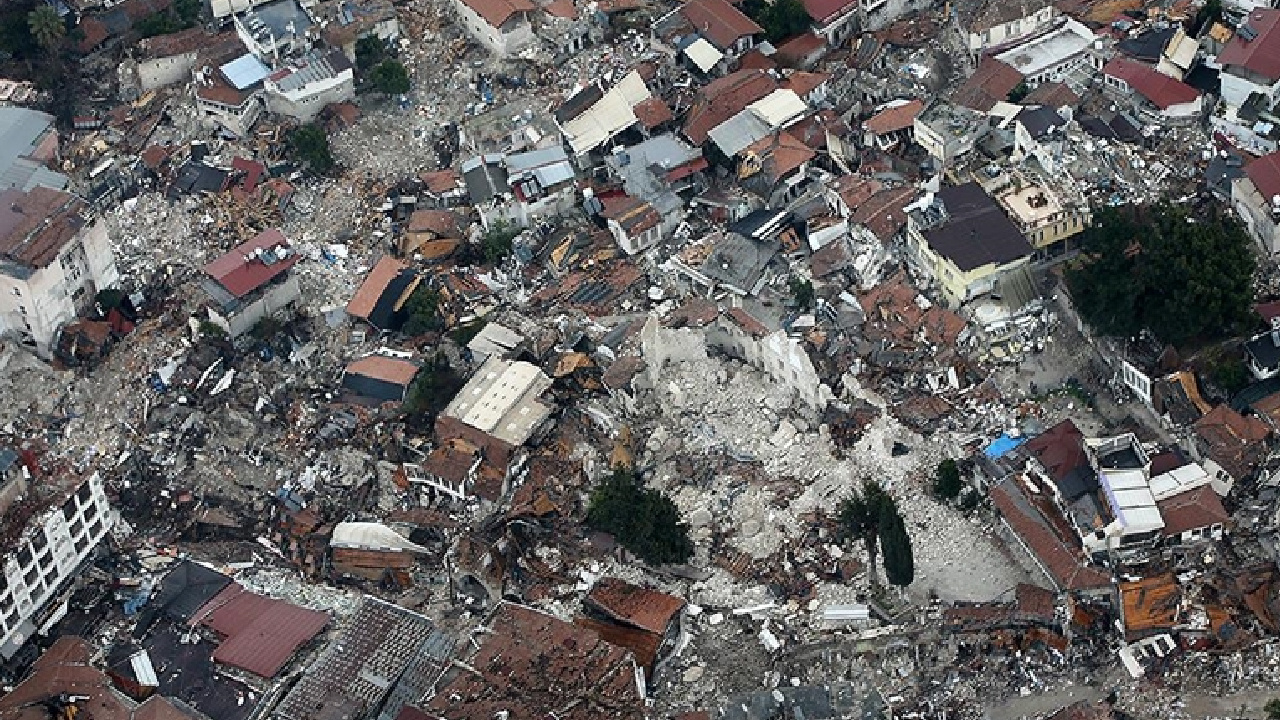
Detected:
[
  {"left": 707, "top": 321, "right": 833, "bottom": 409},
  {"left": 640, "top": 314, "right": 707, "bottom": 384}
]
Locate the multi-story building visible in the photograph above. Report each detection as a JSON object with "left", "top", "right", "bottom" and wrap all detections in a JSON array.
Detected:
[
  {"left": 993, "top": 173, "right": 1091, "bottom": 261},
  {"left": 959, "top": 0, "right": 1059, "bottom": 55},
  {"left": 913, "top": 101, "right": 989, "bottom": 172},
  {"left": 451, "top": 0, "right": 537, "bottom": 57},
  {"left": 0, "top": 471, "right": 115, "bottom": 663},
  {"left": 201, "top": 228, "right": 301, "bottom": 337},
  {"left": 233, "top": 0, "right": 314, "bottom": 62},
  {"left": 263, "top": 50, "right": 355, "bottom": 123},
  {"left": 0, "top": 187, "right": 121, "bottom": 357}
]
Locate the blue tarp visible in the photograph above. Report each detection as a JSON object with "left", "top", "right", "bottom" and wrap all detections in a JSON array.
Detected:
[{"left": 983, "top": 433, "right": 1026, "bottom": 459}]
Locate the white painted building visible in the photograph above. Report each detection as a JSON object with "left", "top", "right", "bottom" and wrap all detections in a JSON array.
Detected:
[
  {"left": 961, "top": 0, "right": 1059, "bottom": 54},
  {"left": 0, "top": 472, "right": 115, "bottom": 660},
  {"left": 451, "top": 0, "right": 537, "bottom": 57},
  {"left": 0, "top": 187, "right": 120, "bottom": 358},
  {"left": 263, "top": 50, "right": 355, "bottom": 122}
]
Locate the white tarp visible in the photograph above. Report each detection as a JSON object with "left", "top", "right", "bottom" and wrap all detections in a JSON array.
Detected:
[{"left": 331, "top": 522, "right": 430, "bottom": 553}]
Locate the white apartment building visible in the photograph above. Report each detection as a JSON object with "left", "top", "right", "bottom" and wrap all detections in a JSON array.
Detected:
[
  {"left": 0, "top": 472, "right": 115, "bottom": 660},
  {"left": 0, "top": 187, "right": 121, "bottom": 358}
]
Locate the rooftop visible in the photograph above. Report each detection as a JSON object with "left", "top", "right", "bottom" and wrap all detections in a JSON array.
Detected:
[
  {"left": 952, "top": 58, "right": 1023, "bottom": 112},
  {"left": 0, "top": 107, "right": 67, "bottom": 193},
  {"left": 1104, "top": 58, "right": 1200, "bottom": 109},
  {"left": 347, "top": 256, "right": 410, "bottom": 321},
  {"left": 1219, "top": 8, "right": 1280, "bottom": 82},
  {"left": 679, "top": 0, "right": 762, "bottom": 51},
  {"left": 202, "top": 228, "right": 299, "bottom": 299},
  {"left": 424, "top": 603, "right": 644, "bottom": 720},
  {"left": 461, "top": 0, "right": 536, "bottom": 27},
  {"left": 920, "top": 183, "right": 1032, "bottom": 273},
  {"left": 990, "top": 476, "right": 1112, "bottom": 591},
  {"left": 999, "top": 183, "right": 1064, "bottom": 226},
  {"left": 0, "top": 186, "right": 86, "bottom": 272},
  {"left": 864, "top": 99, "right": 925, "bottom": 135},
  {"left": 443, "top": 356, "right": 554, "bottom": 446},
  {"left": 994, "top": 18, "right": 1094, "bottom": 78},
  {"left": 585, "top": 577, "right": 687, "bottom": 635},
  {"left": 1245, "top": 151, "right": 1280, "bottom": 200},
  {"left": 192, "top": 582, "right": 330, "bottom": 678},
  {"left": 345, "top": 355, "right": 422, "bottom": 387},
  {"left": 1156, "top": 484, "right": 1229, "bottom": 536}
]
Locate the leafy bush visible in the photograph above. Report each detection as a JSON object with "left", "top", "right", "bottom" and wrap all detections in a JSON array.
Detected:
[{"left": 587, "top": 466, "right": 694, "bottom": 565}]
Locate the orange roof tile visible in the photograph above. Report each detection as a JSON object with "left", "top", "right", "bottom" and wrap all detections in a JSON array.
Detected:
[{"left": 347, "top": 256, "right": 409, "bottom": 320}]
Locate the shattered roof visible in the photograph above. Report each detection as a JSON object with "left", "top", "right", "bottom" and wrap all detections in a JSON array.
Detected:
[
  {"left": 585, "top": 577, "right": 687, "bottom": 634},
  {"left": 864, "top": 99, "right": 924, "bottom": 135},
  {"left": 425, "top": 603, "right": 644, "bottom": 720},
  {"left": 989, "top": 476, "right": 1111, "bottom": 592},
  {"left": 148, "top": 560, "right": 233, "bottom": 623},
  {"left": 194, "top": 583, "right": 330, "bottom": 678},
  {"left": 0, "top": 637, "right": 196, "bottom": 720},
  {"left": 1118, "top": 573, "right": 1180, "bottom": 637},
  {"left": 802, "top": 0, "right": 856, "bottom": 23},
  {"left": 203, "top": 228, "right": 299, "bottom": 298},
  {"left": 274, "top": 598, "right": 443, "bottom": 720},
  {"left": 952, "top": 58, "right": 1023, "bottom": 111},
  {"left": 684, "top": 70, "right": 778, "bottom": 144},
  {"left": 1219, "top": 8, "right": 1280, "bottom": 81},
  {"left": 679, "top": 0, "right": 762, "bottom": 50},
  {"left": 0, "top": 186, "right": 84, "bottom": 270},
  {"left": 1022, "top": 81, "right": 1080, "bottom": 108},
  {"left": 852, "top": 185, "right": 915, "bottom": 241}
]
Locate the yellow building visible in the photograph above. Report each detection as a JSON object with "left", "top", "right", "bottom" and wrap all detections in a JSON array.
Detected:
[
  {"left": 996, "top": 182, "right": 1091, "bottom": 260},
  {"left": 908, "top": 182, "right": 1034, "bottom": 308}
]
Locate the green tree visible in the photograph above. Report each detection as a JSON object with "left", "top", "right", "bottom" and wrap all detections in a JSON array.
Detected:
[
  {"left": 175, "top": 0, "right": 201, "bottom": 25},
  {"left": 1265, "top": 698, "right": 1280, "bottom": 720},
  {"left": 1194, "top": 0, "right": 1222, "bottom": 33},
  {"left": 1066, "top": 204, "right": 1256, "bottom": 346},
  {"left": 1007, "top": 81, "right": 1030, "bottom": 103},
  {"left": 404, "top": 353, "right": 463, "bottom": 417},
  {"left": 0, "top": 1, "right": 42, "bottom": 60},
  {"left": 789, "top": 277, "right": 815, "bottom": 310},
  {"left": 355, "top": 35, "right": 387, "bottom": 70},
  {"left": 837, "top": 480, "right": 893, "bottom": 587},
  {"left": 401, "top": 283, "right": 442, "bottom": 337},
  {"left": 934, "top": 459, "right": 962, "bottom": 501},
  {"left": 287, "top": 124, "right": 335, "bottom": 175},
  {"left": 744, "top": 0, "right": 812, "bottom": 44},
  {"left": 587, "top": 466, "right": 694, "bottom": 565},
  {"left": 369, "top": 59, "right": 410, "bottom": 95},
  {"left": 482, "top": 221, "right": 520, "bottom": 264},
  {"left": 26, "top": 5, "right": 63, "bottom": 56},
  {"left": 879, "top": 505, "right": 914, "bottom": 587},
  {"left": 135, "top": 11, "right": 178, "bottom": 37}
]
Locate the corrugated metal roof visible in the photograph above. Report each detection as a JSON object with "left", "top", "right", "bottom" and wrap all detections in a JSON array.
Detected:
[
  {"left": 220, "top": 54, "right": 270, "bottom": 90},
  {"left": 747, "top": 89, "right": 807, "bottom": 128},
  {"left": 707, "top": 110, "right": 771, "bottom": 156},
  {"left": 203, "top": 228, "right": 299, "bottom": 298},
  {"left": 194, "top": 583, "right": 330, "bottom": 678}
]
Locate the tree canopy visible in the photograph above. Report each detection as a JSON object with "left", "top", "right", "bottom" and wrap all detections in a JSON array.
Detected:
[
  {"left": 355, "top": 35, "right": 387, "bottom": 70},
  {"left": 1066, "top": 204, "right": 1255, "bottom": 346},
  {"left": 837, "top": 480, "right": 892, "bottom": 586},
  {"left": 404, "top": 353, "right": 463, "bottom": 420},
  {"left": 370, "top": 59, "right": 410, "bottom": 95},
  {"left": 879, "top": 505, "right": 914, "bottom": 587},
  {"left": 743, "top": 0, "right": 812, "bottom": 43},
  {"left": 934, "top": 459, "right": 962, "bottom": 501},
  {"left": 287, "top": 124, "right": 335, "bottom": 175},
  {"left": 26, "top": 6, "right": 63, "bottom": 54},
  {"left": 482, "top": 221, "right": 520, "bottom": 264},
  {"left": 401, "top": 283, "right": 442, "bottom": 337},
  {"left": 587, "top": 466, "right": 694, "bottom": 566}
]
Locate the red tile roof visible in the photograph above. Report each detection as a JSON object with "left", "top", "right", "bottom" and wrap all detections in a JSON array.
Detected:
[
  {"left": 1157, "top": 485, "right": 1229, "bottom": 536},
  {"left": 1103, "top": 58, "right": 1200, "bottom": 110},
  {"left": 781, "top": 70, "right": 830, "bottom": 98},
  {"left": 345, "top": 356, "right": 422, "bottom": 386},
  {"left": 802, "top": 0, "right": 856, "bottom": 23},
  {"left": 724, "top": 307, "right": 769, "bottom": 338},
  {"left": 684, "top": 69, "right": 778, "bottom": 144},
  {"left": 1219, "top": 9, "right": 1280, "bottom": 81},
  {"left": 833, "top": 174, "right": 883, "bottom": 208},
  {"left": 864, "top": 98, "right": 924, "bottom": 135},
  {"left": 543, "top": 0, "right": 577, "bottom": 17},
  {"left": 203, "top": 228, "right": 299, "bottom": 298},
  {"left": 0, "top": 187, "right": 87, "bottom": 269},
  {"left": 744, "top": 131, "right": 815, "bottom": 183},
  {"left": 194, "top": 583, "right": 330, "bottom": 678},
  {"left": 679, "top": 0, "right": 763, "bottom": 50},
  {"left": 347, "top": 255, "right": 409, "bottom": 320},
  {"left": 462, "top": 0, "right": 536, "bottom": 27},
  {"left": 1025, "top": 419, "right": 1088, "bottom": 485},
  {"left": 775, "top": 32, "right": 827, "bottom": 65},
  {"left": 420, "top": 168, "right": 463, "bottom": 195},
  {"left": 585, "top": 577, "right": 686, "bottom": 634},
  {"left": 1245, "top": 151, "right": 1280, "bottom": 201},
  {"left": 633, "top": 96, "right": 674, "bottom": 128},
  {"left": 1023, "top": 81, "right": 1080, "bottom": 108},
  {"left": 737, "top": 48, "right": 778, "bottom": 70},
  {"left": 852, "top": 185, "right": 916, "bottom": 241},
  {"left": 952, "top": 57, "right": 1023, "bottom": 112},
  {"left": 425, "top": 603, "right": 644, "bottom": 720},
  {"left": 990, "top": 476, "right": 1112, "bottom": 592}
]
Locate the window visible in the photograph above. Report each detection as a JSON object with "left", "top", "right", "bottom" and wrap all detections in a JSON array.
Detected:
[
  {"left": 22, "top": 566, "right": 36, "bottom": 587},
  {"left": 62, "top": 499, "right": 76, "bottom": 521},
  {"left": 73, "top": 536, "right": 88, "bottom": 554},
  {"left": 30, "top": 530, "right": 46, "bottom": 554},
  {"left": 77, "top": 482, "right": 91, "bottom": 503},
  {"left": 87, "top": 520, "right": 101, "bottom": 539},
  {"left": 69, "top": 520, "right": 83, "bottom": 538},
  {"left": 16, "top": 547, "right": 31, "bottom": 569}
]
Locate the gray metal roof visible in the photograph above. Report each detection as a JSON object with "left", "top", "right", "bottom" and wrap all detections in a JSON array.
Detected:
[
  {"left": 221, "top": 54, "right": 271, "bottom": 90},
  {"left": 0, "top": 108, "right": 68, "bottom": 192},
  {"left": 271, "top": 50, "right": 352, "bottom": 92}
]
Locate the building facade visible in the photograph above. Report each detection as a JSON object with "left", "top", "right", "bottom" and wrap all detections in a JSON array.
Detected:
[
  {"left": 0, "top": 472, "right": 115, "bottom": 661},
  {"left": 0, "top": 187, "right": 121, "bottom": 357}
]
